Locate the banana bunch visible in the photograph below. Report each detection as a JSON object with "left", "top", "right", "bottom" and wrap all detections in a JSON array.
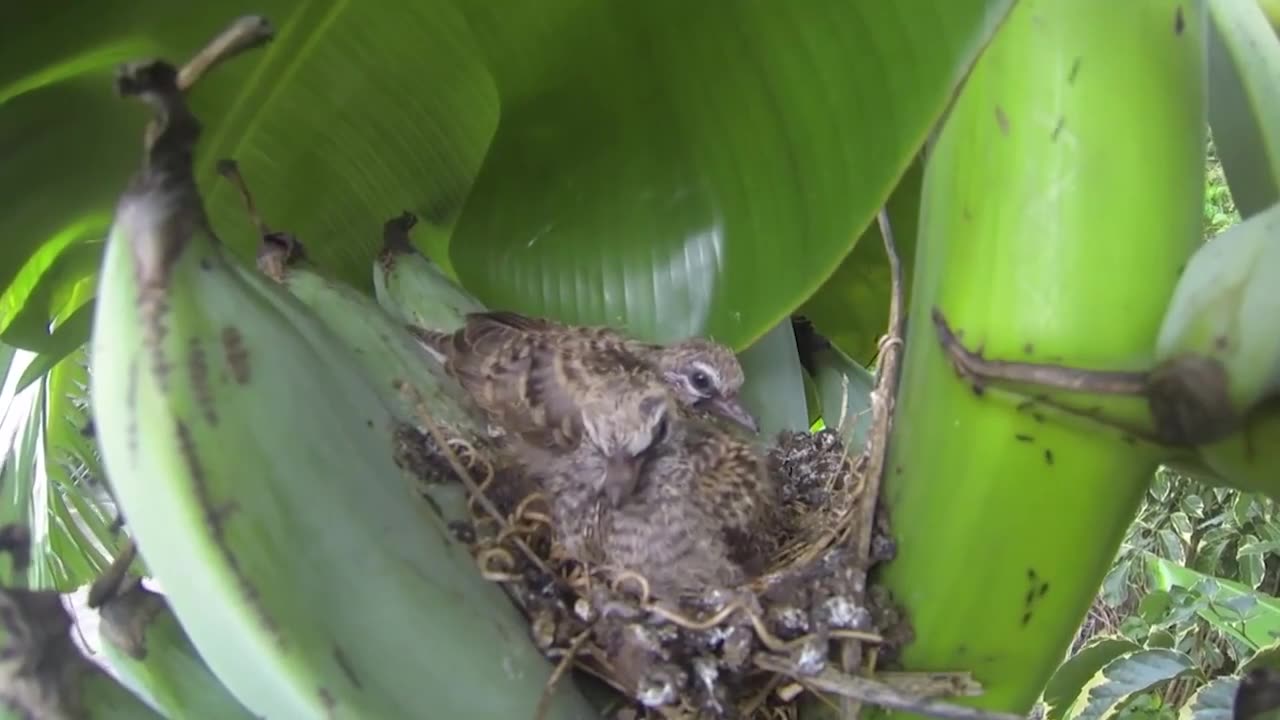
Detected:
[
  {"left": 372, "top": 211, "right": 486, "bottom": 333},
  {"left": 1151, "top": 200, "right": 1280, "bottom": 497},
  {"left": 95, "top": 578, "right": 255, "bottom": 718},
  {"left": 874, "top": 2, "right": 1208, "bottom": 718},
  {"left": 88, "top": 17, "right": 591, "bottom": 719}
]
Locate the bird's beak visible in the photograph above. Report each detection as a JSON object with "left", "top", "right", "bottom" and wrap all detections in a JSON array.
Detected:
[
  {"left": 603, "top": 455, "right": 642, "bottom": 508},
  {"left": 708, "top": 396, "right": 760, "bottom": 434}
]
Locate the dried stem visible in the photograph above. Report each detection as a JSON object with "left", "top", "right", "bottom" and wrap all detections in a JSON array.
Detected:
[
  {"left": 87, "top": 538, "right": 139, "bottom": 609},
  {"left": 931, "top": 307, "right": 1147, "bottom": 395},
  {"left": 755, "top": 655, "right": 1024, "bottom": 720},
  {"left": 532, "top": 630, "right": 592, "bottom": 720},
  {"left": 176, "top": 16, "right": 275, "bottom": 91},
  {"left": 930, "top": 307, "right": 1173, "bottom": 447},
  {"left": 839, "top": 208, "right": 907, "bottom": 718}
]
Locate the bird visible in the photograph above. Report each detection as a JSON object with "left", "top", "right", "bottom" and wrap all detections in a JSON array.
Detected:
[
  {"left": 407, "top": 311, "right": 760, "bottom": 443},
  {"left": 520, "top": 371, "right": 678, "bottom": 512},
  {"left": 678, "top": 416, "right": 777, "bottom": 554},
  {"left": 535, "top": 411, "right": 776, "bottom": 603}
]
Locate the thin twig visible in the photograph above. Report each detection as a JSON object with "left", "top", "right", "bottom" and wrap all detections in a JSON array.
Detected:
[
  {"left": 533, "top": 629, "right": 592, "bottom": 720},
  {"left": 840, "top": 208, "right": 908, "bottom": 718},
  {"left": 754, "top": 655, "right": 1024, "bottom": 720},
  {"left": 87, "top": 538, "right": 139, "bottom": 609}
]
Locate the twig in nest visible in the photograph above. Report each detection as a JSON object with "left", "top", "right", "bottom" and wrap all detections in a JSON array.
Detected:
[
  {"left": 839, "top": 208, "right": 908, "bottom": 718},
  {"left": 642, "top": 595, "right": 882, "bottom": 655},
  {"left": 395, "top": 381, "right": 553, "bottom": 577},
  {"left": 611, "top": 571, "right": 653, "bottom": 604},
  {"left": 533, "top": 630, "right": 592, "bottom": 720},
  {"left": 754, "top": 654, "right": 1024, "bottom": 720}
]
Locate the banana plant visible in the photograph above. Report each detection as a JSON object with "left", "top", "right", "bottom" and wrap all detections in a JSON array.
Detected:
[{"left": 2, "top": 0, "right": 1279, "bottom": 718}]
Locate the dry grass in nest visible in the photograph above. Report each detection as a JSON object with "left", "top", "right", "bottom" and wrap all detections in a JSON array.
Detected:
[{"left": 403, "top": 409, "right": 905, "bottom": 720}]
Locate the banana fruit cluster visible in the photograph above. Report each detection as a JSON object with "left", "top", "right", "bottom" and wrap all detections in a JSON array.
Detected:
[{"left": 86, "top": 17, "right": 592, "bottom": 719}]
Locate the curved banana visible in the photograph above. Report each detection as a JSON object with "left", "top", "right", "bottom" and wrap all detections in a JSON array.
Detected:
[
  {"left": 89, "top": 20, "right": 591, "bottom": 719},
  {"left": 875, "top": 1, "right": 1207, "bottom": 717},
  {"left": 372, "top": 212, "right": 486, "bottom": 332},
  {"left": 96, "top": 579, "right": 255, "bottom": 719}
]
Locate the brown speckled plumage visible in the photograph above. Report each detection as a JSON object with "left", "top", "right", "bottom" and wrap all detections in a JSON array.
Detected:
[
  {"left": 535, "top": 413, "right": 775, "bottom": 602},
  {"left": 408, "top": 311, "right": 759, "bottom": 444}
]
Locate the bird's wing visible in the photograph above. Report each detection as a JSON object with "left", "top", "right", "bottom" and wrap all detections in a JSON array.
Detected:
[
  {"left": 465, "top": 310, "right": 561, "bottom": 333},
  {"left": 519, "top": 343, "right": 592, "bottom": 451}
]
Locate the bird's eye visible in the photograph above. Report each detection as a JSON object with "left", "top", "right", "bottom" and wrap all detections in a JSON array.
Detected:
[{"left": 689, "top": 370, "right": 713, "bottom": 393}]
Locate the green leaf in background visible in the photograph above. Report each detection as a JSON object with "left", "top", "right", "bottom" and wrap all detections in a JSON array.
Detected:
[
  {"left": 1176, "top": 675, "right": 1238, "bottom": 720},
  {"left": 14, "top": 300, "right": 94, "bottom": 394},
  {"left": 1, "top": 1, "right": 502, "bottom": 324},
  {"left": 1242, "top": 639, "right": 1280, "bottom": 674},
  {"left": 799, "top": 154, "right": 923, "bottom": 363},
  {"left": 1044, "top": 636, "right": 1144, "bottom": 720},
  {"left": 1147, "top": 552, "right": 1280, "bottom": 651},
  {"left": 736, "top": 319, "right": 810, "bottom": 437},
  {"left": 1064, "top": 648, "right": 1200, "bottom": 720},
  {"left": 808, "top": 342, "right": 877, "bottom": 451},
  {"left": 1207, "top": 0, "right": 1280, "bottom": 218},
  {"left": 449, "top": 1, "right": 1015, "bottom": 348},
  {"left": 0, "top": 229, "right": 105, "bottom": 351}
]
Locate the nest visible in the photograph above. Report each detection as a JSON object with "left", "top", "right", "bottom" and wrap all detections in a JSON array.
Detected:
[{"left": 405, "top": 414, "right": 912, "bottom": 720}]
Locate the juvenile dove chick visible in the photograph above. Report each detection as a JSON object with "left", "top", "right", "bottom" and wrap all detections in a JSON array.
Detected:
[
  {"left": 540, "top": 416, "right": 772, "bottom": 603},
  {"left": 531, "top": 374, "right": 677, "bottom": 507},
  {"left": 601, "top": 444, "right": 747, "bottom": 603},
  {"left": 678, "top": 416, "right": 777, "bottom": 562},
  {"left": 526, "top": 377, "right": 678, "bottom": 559},
  {"left": 409, "top": 310, "right": 759, "bottom": 437}
]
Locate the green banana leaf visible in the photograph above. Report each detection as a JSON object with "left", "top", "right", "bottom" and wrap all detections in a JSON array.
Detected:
[
  {"left": 807, "top": 342, "right": 877, "bottom": 451},
  {"left": 798, "top": 154, "right": 924, "bottom": 362},
  {"left": 737, "top": 319, "right": 810, "bottom": 436},
  {"left": 1146, "top": 552, "right": 1280, "bottom": 651},
  {"left": 2, "top": 1, "right": 1014, "bottom": 361}
]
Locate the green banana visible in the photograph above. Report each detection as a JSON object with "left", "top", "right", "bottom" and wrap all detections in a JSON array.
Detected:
[
  {"left": 372, "top": 212, "right": 486, "bottom": 332},
  {"left": 96, "top": 578, "right": 256, "bottom": 718},
  {"left": 874, "top": 1, "right": 1207, "bottom": 717},
  {"left": 89, "top": 19, "right": 591, "bottom": 719}
]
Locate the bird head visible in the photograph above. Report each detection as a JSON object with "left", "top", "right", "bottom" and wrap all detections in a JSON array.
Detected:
[
  {"left": 658, "top": 339, "right": 758, "bottom": 434},
  {"left": 583, "top": 386, "right": 676, "bottom": 507}
]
